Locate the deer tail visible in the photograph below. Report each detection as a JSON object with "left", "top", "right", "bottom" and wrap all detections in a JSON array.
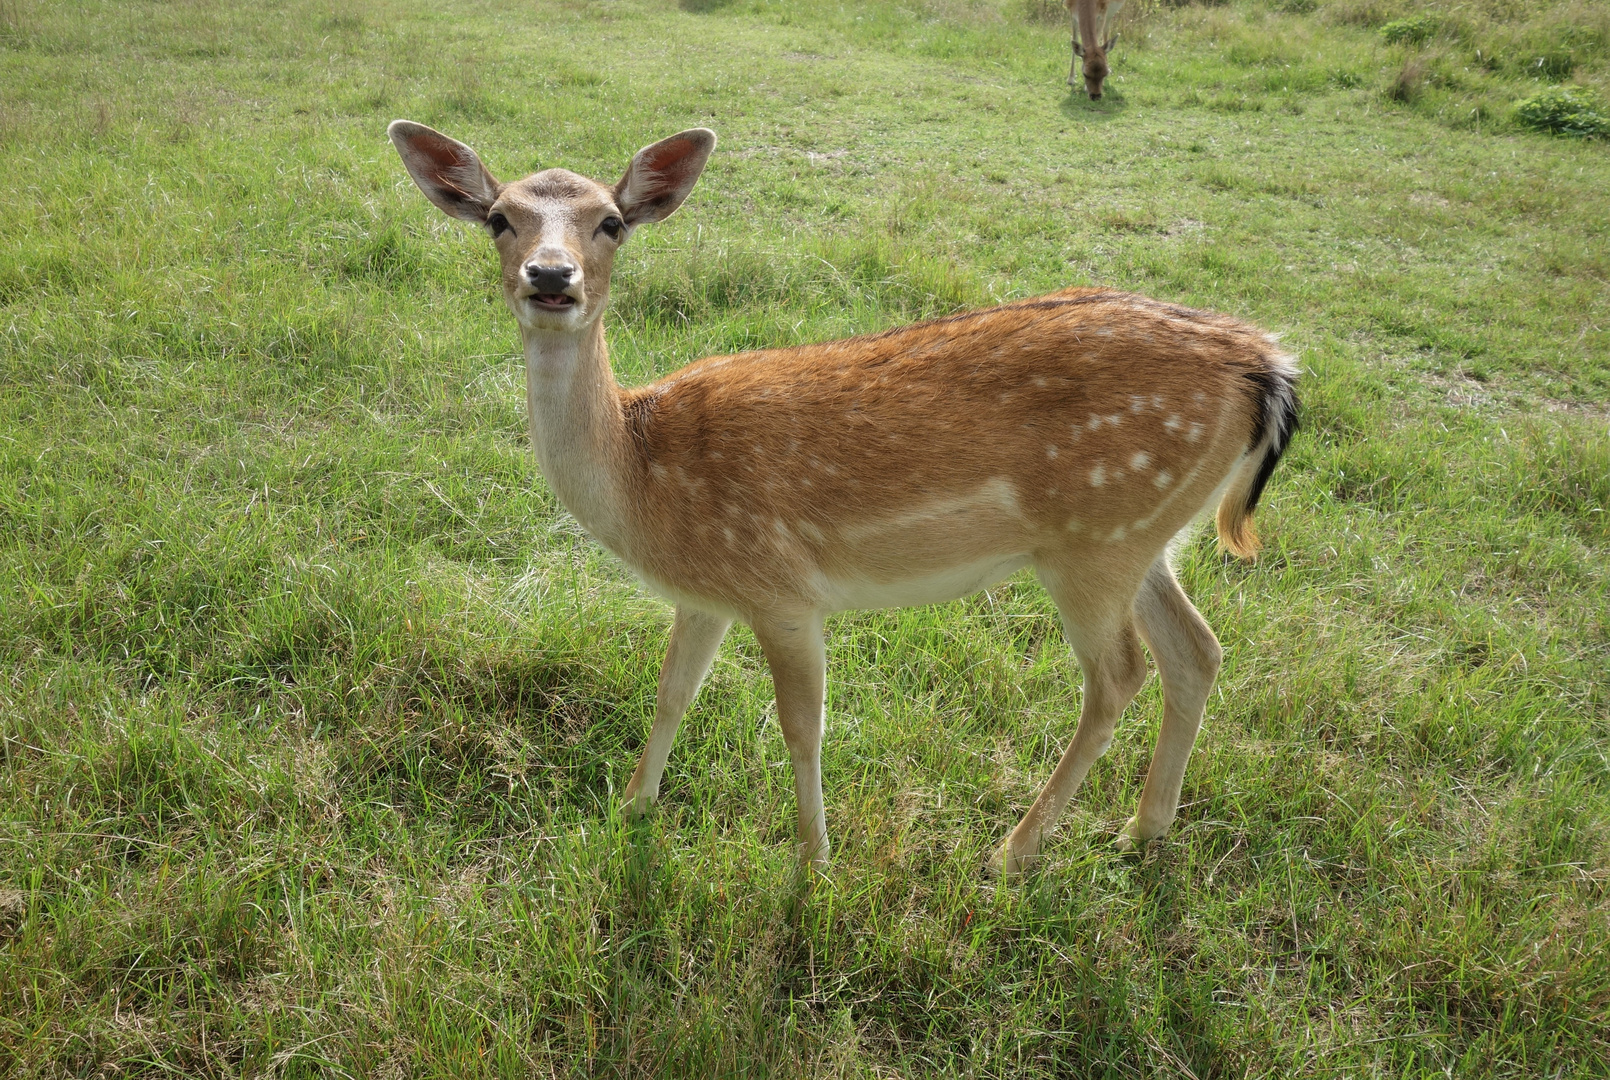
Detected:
[{"left": 1216, "top": 349, "right": 1299, "bottom": 560}]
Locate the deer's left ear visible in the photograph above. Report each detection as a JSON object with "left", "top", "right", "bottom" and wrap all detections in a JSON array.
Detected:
[{"left": 614, "top": 129, "right": 716, "bottom": 227}]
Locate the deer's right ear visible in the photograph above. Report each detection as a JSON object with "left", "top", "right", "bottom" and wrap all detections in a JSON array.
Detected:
[{"left": 387, "top": 120, "right": 501, "bottom": 224}]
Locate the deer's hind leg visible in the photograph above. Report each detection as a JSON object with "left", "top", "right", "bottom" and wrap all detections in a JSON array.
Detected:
[
  {"left": 993, "top": 561, "right": 1149, "bottom": 877},
  {"left": 1120, "top": 557, "right": 1222, "bottom": 849}
]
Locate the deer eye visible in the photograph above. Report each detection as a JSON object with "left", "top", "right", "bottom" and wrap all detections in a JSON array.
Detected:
[
  {"left": 487, "top": 212, "right": 512, "bottom": 238},
  {"left": 599, "top": 216, "right": 623, "bottom": 241}
]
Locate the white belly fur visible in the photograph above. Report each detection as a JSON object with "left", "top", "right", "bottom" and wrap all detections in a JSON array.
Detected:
[{"left": 820, "top": 552, "right": 1031, "bottom": 612}]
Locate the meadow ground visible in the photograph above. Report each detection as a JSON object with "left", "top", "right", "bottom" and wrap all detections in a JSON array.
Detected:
[{"left": 1, "top": 0, "right": 1608, "bottom": 1075}]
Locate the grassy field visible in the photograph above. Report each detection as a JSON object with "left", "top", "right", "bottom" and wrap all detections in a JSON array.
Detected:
[{"left": 2, "top": 0, "right": 1608, "bottom": 1075}]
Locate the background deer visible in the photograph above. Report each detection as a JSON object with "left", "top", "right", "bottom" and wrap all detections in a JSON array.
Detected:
[
  {"left": 387, "top": 120, "right": 1297, "bottom": 875},
  {"left": 1070, "top": 0, "right": 1125, "bottom": 99}
]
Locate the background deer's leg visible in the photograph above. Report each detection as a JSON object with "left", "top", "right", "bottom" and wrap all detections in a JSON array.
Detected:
[
  {"left": 623, "top": 606, "right": 732, "bottom": 814},
  {"left": 1121, "top": 558, "right": 1222, "bottom": 849},
  {"left": 1068, "top": 3, "right": 1082, "bottom": 86},
  {"left": 752, "top": 614, "right": 830, "bottom": 869},
  {"left": 994, "top": 564, "right": 1148, "bottom": 876}
]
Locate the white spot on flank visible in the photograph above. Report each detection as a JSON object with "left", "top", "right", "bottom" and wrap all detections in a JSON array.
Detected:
[
  {"left": 1163, "top": 414, "right": 1183, "bottom": 434},
  {"left": 1152, "top": 394, "right": 1165, "bottom": 409},
  {"left": 1046, "top": 445, "right": 1058, "bottom": 459},
  {"left": 1153, "top": 470, "right": 1174, "bottom": 489},
  {"left": 1106, "top": 414, "right": 1123, "bottom": 427},
  {"left": 1066, "top": 516, "right": 1084, "bottom": 532},
  {"left": 723, "top": 527, "right": 735, "bottom": 543},
  {"left": 773, "top": 518, "right": 791, "bottom": 538},
  {"left": 650, "top": 463, "right": 668, "bottom": 480},
  {"left": 1109, "top": 524, "right": 1128, "bottom": 541},
  {"left": 1090, "top": 465, "right": 1107, "bottom": 487},
  {"left": 799, "top": 521, "right": 825, "bottom": 543},
  {"left": 1087, "top": 415, "right": 1104, "bottom": 431},
  {"left": 1193, "top": 391, "right": 1206, "bottom": 404},
  {"left": 1129, "top": 395, "right": 1146, "bottom": 413},
  {"left": 1187, "top": 422, "right": 1205, "bottom": 443},
  {"left": 1130, "top": 451, "right": 1151, "bottom": 470},
  {"left": 1035, "top": 377, "right": 1047, "bottom": 388}
]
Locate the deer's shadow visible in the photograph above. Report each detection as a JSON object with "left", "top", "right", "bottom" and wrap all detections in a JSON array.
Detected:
[{"left": 1060, "top": 90, "right": 1130, "bottom": 122}]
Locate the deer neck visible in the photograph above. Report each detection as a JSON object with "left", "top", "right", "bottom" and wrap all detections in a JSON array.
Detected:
[
  {"left": 521, "top": 317, "right": 635, "bottom": 552},
  {"left": 1078, "top": 0, "right": 1103, "bottom": 56}
]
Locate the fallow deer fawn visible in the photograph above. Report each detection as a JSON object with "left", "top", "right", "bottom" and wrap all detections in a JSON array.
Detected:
[
  {"left": 388, "top": 121, "right": 1297, "bottom": 875},
  {"left": 1070, "top": 0, "right": 1125, "bottom": 99}
]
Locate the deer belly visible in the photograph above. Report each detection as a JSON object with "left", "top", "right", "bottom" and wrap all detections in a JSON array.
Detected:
[
  {"left": 820, "top": 552, "right": 1031, "bottom": 612},
  {"left": 812, "top": 479, "right": 1037, "bottom": 611}
]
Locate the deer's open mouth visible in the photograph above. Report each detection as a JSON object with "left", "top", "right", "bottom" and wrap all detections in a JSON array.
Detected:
[{"left": 531, "top": 293, "right": 577, "bottom": 311}]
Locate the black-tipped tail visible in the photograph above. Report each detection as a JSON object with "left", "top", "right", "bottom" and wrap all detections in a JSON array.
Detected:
[{"left": 1217, "top": 356, "right": 1299, "bottom": 559}]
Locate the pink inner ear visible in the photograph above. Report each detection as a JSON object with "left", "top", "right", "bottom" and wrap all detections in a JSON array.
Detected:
[
  {"left": 418, "top": 137, "right": 470, "bottom": 173},
  {"left": 640, "top": 141, "right": 699, "bottom": 186}
]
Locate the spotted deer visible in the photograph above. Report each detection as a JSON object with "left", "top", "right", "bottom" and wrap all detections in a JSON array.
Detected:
[
  {"left": 387, "top": 120, "right": 1297, "bottom": 876},
  {"left": 1069, "top": 0, "right": 1125, "bottom": 99}
]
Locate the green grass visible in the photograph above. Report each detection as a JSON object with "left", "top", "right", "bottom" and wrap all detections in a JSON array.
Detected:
[{"left": 2, "top": 0, "right": 1608, "bottom": 1075}]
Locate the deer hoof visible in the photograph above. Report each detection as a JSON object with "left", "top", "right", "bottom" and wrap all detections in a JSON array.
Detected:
[
  {"left": 1115, "top": 817, "right": 1153, "bottom": 855},
  {"left": 985, "top": 841, "right": 1037, "bottom": 880}
]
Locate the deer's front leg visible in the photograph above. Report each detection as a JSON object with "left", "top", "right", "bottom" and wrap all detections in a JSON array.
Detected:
[
  {"left": 752, "top": 614, "right": 830, "bottom": 869},
  {"left": 622, "top": 606, "right": 731, "bottom": 815},
  {"left": 1068, "top": 12, "right": 1082, "bottom": 87}
]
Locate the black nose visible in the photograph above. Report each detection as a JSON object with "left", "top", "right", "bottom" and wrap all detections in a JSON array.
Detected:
[{"left": 525, "top": 263, "right": 575, "bottom": 293}]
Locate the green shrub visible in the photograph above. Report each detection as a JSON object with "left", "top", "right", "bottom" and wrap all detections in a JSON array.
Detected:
[
  {"left": 1381, "top": 16, "right": 1437, "bottom": 46},
  {"left": 1515, "top": 84, "right": 1610, "bottom": 137}
]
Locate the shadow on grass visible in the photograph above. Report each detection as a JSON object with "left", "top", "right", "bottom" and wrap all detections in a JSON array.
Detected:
[
  {"left": 1134, "top": 849, "right": 1231, "bottom": 1078},
  {"left": 1060, "top": 90, "right": 1130, "bottom": 123}
]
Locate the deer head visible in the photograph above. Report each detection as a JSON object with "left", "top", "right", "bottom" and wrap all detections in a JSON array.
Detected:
[{"left": 387, "top": 120, "right": 716, "bottom": 335}]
